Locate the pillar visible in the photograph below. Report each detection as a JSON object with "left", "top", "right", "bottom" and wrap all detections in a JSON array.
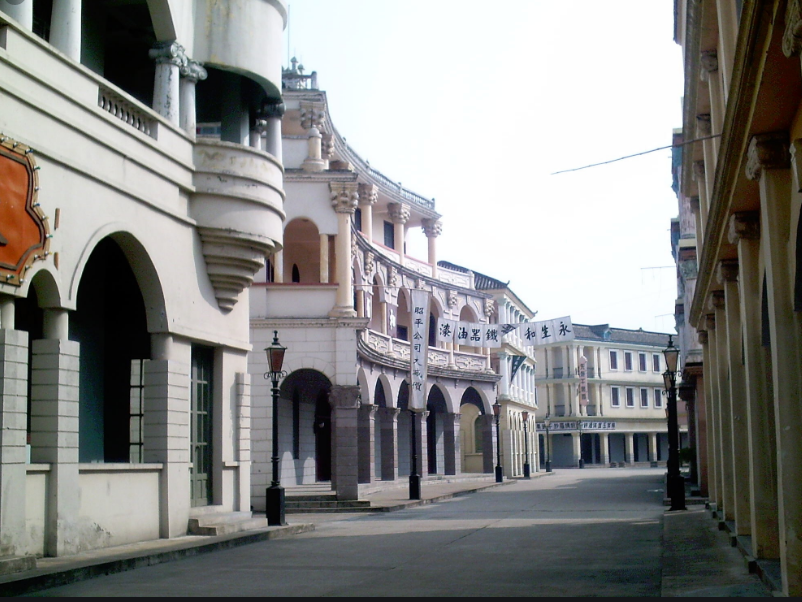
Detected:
[
  {"left": 379, "top": 407, "right": 399, "bottom": 481},
  {"left": 414, "top": 411, "right": 428, "bottom": 479},
  {"left": 718, "top": 260, "right": 752, "bottom": 536},
  {"left": 624, "top": 432, "right": 634, "bottom": 465},
  {"left": 358, "top": 184, "right": 378, "bottom": 244},
  {"left": 693, "top": 162, "right": 710, "bottom": 233},
  {"left": 648, "top": 432, "right": 658, "bottom": 463},
  {"left": 329, "top": 385, "right": 360, "bottom": 500},
  {"left": 699, "top": 328, "right": 720, "bottom": 507},
  {"left": 0, "top": 329, "right": 29, "bottom": 556},
  {"left": 388, "top": 202, "right": 409, "bottom": 259},
  {"left": 481, "top": 414, "right": 494, "bottom": 473},
  {"left": 0, "top": 0, "right": 32, "bottom": 29},
  {"left": 711, "top": 294, "right": 736, "bottom": 522},
  {"left": 698, "top": 115, "right": 716, "bottom": 195},
  {"left": 748, "top": 132, "right": 802, "bottom": 594},
  {"left": 319, "top": 234, "right": 329, "bottom": 284},
  {"left": 179, "top": 60, "right": 207, "bottom": 135},
  {"left": 700, "top": 51, "right": 723, "bottom": 156},
  {"left": 329, "top": 182, "right": 358, "bottom": 318},
  {"left": 301, "top": 127, "right": 325, "bottom": 172},
  {"left": 731, "top": 211, "right": 781, "bottom": 559},
  {"left": 443, "top": 412, "right": 460, "bottom": 475},
  {"left": 357, "top": 403, "right": 375, "bottom": 485},
  {"left": 262, "top": 101, "right": 285, "bottom": 162},
  {"left": 715, "top": 0, "right": 738, "bottom": 96},
  {"left": 273, "top": 250, "right": 284, "bottom": 284},
  {"left": 422, "top": 219, "right": 442, "bottom": 277},
  {"left": 149, "top": 41, "right": 185, "bottom": 126},
  {"left": 50, "top": 0, "right": 81, "bottom": 62},
  {"left": 600, "top": 432, "right": 610, "bottom": 465}
]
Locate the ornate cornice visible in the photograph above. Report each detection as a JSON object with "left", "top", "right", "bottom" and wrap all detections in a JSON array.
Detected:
[
  {"left": 727, "top": 211, "right": 760, "bottom": 244},
  {"left": 745, "top": 132, "right": 790, "bottom": 181}
]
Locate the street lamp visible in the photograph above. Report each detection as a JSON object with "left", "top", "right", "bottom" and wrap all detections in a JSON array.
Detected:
[
  {"left": 578, "top": 419, "right": 585, "bottom": 469},
  {"left": 264, "top": 330, "right": 288, "bottom": 526},
  {"left": 663, "top": 335, "right": 686, "bottom": 511},
  {"left": 544, "top": 414, "right": 552, "bottom": 473},
  {"left": 493, "top": 401, "right": 503, "bottom": 483},
  {"left": 522, "top": 411, "right": 531, "bottom": 479}
]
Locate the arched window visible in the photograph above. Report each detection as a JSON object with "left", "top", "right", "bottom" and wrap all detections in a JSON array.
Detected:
[
  {"left": 292, "top": 264, "right": 300, "bottom": 283},
  {"left": 474, "top": 416, "right": 484, "bottom": 454}
]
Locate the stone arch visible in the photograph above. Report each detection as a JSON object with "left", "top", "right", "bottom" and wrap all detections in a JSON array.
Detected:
[
  {"left": 459, "top": 386, "right": 493, "bottom": 474},
  {"left": 377, "top": 372, "right": 396, "bottom": 408},
  {"left": 283, "top": 218, "right": 322, "bottom": 284},
  {"left": 19, "top": 264, "right": 62, "bottom": 309},
  {"left": 70, "top": 224, "right": 167, "bottom": 332},
  {"left": 292, "top": 355, "right": 336, "bottom": 382},
  {"left": 357, "top": 367, "right": 371, "bottom": 405}
]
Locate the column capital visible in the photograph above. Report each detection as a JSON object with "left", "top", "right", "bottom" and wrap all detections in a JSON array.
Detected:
[
  {"left": 329, "top": 385, "right": 361, "bottom": 409},
  {"left": 262, "top": 101, "right": 286, "bottom": 120},
  {"left": 692, "top": 161, "right": 705, "bottom": 181},
  {"left": 745, "top": 132, "right": 790, "bottom": 181},
  {"left": 717, "top": 260, "right": 739, "bottom": 283},
  {"left": 421, "top": 219, "right": 443, "bottom": 238},
  {"left": 388, "top": 202, "right": 410, "bottom": 225},
  {"left": 180, "top": 59, "right": 207, "bottom": 83},
  {"left": 708, "top": 291, "right": 725, "bottom": 311},
  {"left": 696, "top": 114, "right": 712, "bottom": 136},
  {"left": 688, "top": 196, "right": 701, "bottom": 214},
  {"left": 300, "top": 100, "right": 326, "bottom": 131},
  {"left": 330, "top": 182, "right": 359, "bottom": 214},
  {"left": 149, "top": 41, "right": 187, "bottom": 67},
  {"left": 484, "top": 298, "right": 495, "bottom": 318},
  {"left": 705, "top": 313, "right": 716, "bottom": 331},
  {"left": 700, "top": 50, "right": 718, "bottom": 74},
  {"left": 697, "top": 330, "right": 709, "bottom": 345},
  {"left": 357, "top": 183, "right": 378, "bottom": 206},
  {"left": 783, "top": 0, "right": 802, "bottom": 58},
  {"left": 727, "top": 211, "right": 760, "bottom": 244}
]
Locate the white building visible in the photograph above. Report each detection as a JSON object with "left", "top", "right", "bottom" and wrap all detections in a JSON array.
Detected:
[
  {"left": 534, "top": 324, "right": 686, "bottom": 467},
  {"left": 248, "top": 65, "right": 505, "bottom": 505},
  {"left": 0, "top": 0, "right": 286, "bottom": 563}
]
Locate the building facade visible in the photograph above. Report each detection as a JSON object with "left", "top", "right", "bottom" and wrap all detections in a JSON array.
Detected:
[
  {"left": 248, "top": 65, "right": 504, "bottom": 506},
  {"left": 0, "top": 0, "right": 286, "bottom": 561},
  {"left": 534, "top": 325, "right": 683, "bottom": 468},
  {"left": 673, "top": 0, "right": 802, "bottom": 595}
]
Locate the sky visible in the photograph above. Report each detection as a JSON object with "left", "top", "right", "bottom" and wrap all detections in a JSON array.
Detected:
[{"left": 284, "top": 0, "right": 684, "bottom": 333}]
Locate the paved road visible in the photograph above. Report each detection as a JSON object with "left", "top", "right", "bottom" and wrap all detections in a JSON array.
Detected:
[{"left": 32, "top": 469, "right": 669, "bottom": 597}]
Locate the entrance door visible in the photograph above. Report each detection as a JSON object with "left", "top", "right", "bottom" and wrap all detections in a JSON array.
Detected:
[
  {"left": 191, "top": 346, "right": 214, "bottom": 507},
  {"left": 314, "top": 391, "right": 332, "bottom": 481}
]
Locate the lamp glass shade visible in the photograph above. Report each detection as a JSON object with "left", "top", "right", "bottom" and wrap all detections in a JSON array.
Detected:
[
  {"left": 522, "top": 410, "right": 529, "bottom": 422},
  {"left": 663, "top": 336, "right": 680, "bottom": 373},
  {"left": 663, "top": 370, "right": 673, "bottom": 391},
  {"left": 265, "top": 330, "right": 287, "bottom": 374},
  {"left": 493, "top": 402, "right": 501, "bottom": 417}
]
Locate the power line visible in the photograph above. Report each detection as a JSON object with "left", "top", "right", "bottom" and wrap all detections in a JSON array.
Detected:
[{"left": 550, "top": 133, "right": 722, "bottom": 175}]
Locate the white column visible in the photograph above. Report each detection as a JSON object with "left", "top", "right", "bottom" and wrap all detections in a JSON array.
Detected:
[
  {"left": 600, "top": 432, "right": 610, "bottom": 465},
  {"left": 0, "top": 295, "right": 14, "bottom": 330},
  {"left": 1, "top": 0, "right": 33, "bottom": 29},
  {"left": 329, "top": 182, "right": 358, "bottom": 318},
  {"left": 700, "top": 51, "right": 723, "bottom": 157},
  {"left": 388, "top": 203, "right": 409, "bottom": 260},
  {"left": 149, "top": 41, "right": 186, "bottom": 125},
  {"left": 179, "top": 60, "right": 207, "bottom": 136},
  {"left": 319, "top": 234, "right": 329, "bottom": 284},
  {"left": 262, "top": 101, "right": 285, "bottom": 162},
  {"left": 273, "top": 250, "right": 284, "bottom": 284},
  {"left": 625, "top": 432, "right": 634, "bottom": 464},
  {"left": 422, "top": 219, "right": 442, "bottom": 277},
  {"left": 358, "top": 184, "right": 378, "bottom": 244},
  {"left": 499, "top": 352, "right": 509, "bottom": 397},
  {"left": 50, "top": 0, "right": 81, "bottom": 61},
  {"left": 715, "top": 0, "right": 738, "bottom": 97}
]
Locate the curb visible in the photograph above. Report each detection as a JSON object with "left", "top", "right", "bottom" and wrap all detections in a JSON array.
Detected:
[
  {"left": 0, "top": 523, "right": 314, "bottom": 597},
  {"left": 371, "top": 478, "right": 518, "bottom": 512}
]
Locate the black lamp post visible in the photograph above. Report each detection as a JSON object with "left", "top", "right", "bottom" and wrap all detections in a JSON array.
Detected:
[
  {"left": 493, "top": 402, "right": 503, "bottom": 483},
  {"left": 264, "top": 330, "right": 288, "bottom": 526},
  {"left": 409, "top": 409, "right": 421, "bottom": 500},
  {"left": 522, "top": 410, "right": 531, "bottom": 479},
  {"left": 578, "top": 419, "right": 585, "bottom": 469},
  {"left": 544, "top": 415, "right": 552, "bottom": 473},
  {"left": 663, "top": 335, "right": 686, "bottom": 511}
]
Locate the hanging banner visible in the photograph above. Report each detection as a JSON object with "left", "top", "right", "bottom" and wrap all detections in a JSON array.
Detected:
[
  {"left": 578, "top": 355, "right": 588, "bottom": 406},
  {"left": 409, "top": 289, "right": 430, "bottom": 411},
  {"left": 509, "top": 354, "right": 526, "bottom": 381},
  {"left": 434, "top": 316, "right": 574, "bottom": 348},
  {"left": 512, "top": 316, "right": 575, "bottom": 347},
  {"left": 436, "top": 318, "right": 456, "bottom": 344},
  {"left": 481, "top": 324, "right": 502, "bottom": 348}
]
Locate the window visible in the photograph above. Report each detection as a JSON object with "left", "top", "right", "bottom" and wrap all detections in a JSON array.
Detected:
[
  {"left": 474, "top": 417, "right": 484, "bottom": 453},
  {"left": 654, "top": 388, "right": 663, "bottom": 408},
  {"left": 384, "top": 221, "right": 395, "bottom": 248},
  {"left": 652, "top": 354, "right": 661, "bottom": 372},
  {"left": 624, "top": 352, "right": 633, "bottom": 371},
  {"left": 611, "top": 386, "right": 620, "bottom": 407},
  {"left": 625, "top": 387, "right": 635, "bottom": 407},
  {"left": 609, "top": 350, "right": 618, "bottom": 370},
  {"left": 354, "top": 208, "right": 362, "bottom": 232},
  {"left": 640, "top": 388, "right": 649, "bottom": 408},
  {"left": 638, "top": 353, "right": 647, "bottom": 372}
]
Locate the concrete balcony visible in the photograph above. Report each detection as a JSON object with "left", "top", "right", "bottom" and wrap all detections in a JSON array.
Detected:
[
  {"left": 192, "top": 139, "right": 285, "bottom": 311},
  {"left": 251, "top": 283, "right": 337, "bottom": 318}
]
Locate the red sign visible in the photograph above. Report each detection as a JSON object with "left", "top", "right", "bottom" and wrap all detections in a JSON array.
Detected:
[{"left": 0, "top": 137, "right": 50, "bottom": 285}]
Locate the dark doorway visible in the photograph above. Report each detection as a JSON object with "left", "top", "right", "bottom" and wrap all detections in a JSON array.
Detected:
[
  {"left": 191, "top": 346, "right": 214, "bottom": 507},
  {"left": 314, "top": 390, "right": 332, "bottom": 481}
]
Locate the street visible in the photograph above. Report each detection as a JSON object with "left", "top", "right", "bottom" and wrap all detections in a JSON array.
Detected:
[{"left": 30, "top": 469, "right": 676, "bottom": 597}]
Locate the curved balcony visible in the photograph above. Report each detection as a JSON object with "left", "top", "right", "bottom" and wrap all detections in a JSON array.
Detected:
[{"left": 192, "top": 139, "right": 285, "bottom": 310}]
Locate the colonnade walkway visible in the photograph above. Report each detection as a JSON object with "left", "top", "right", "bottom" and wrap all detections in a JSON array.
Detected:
[{"left": 4, "top": 469, "right": 772, "bottom": 596}]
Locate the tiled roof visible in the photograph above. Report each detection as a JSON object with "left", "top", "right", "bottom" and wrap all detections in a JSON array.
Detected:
[
  {"left": 437, "top": 261, "right": 508, "bottom": 289},
  {"left": 572, "top": 324, "right": 672, "bottom": 348}
]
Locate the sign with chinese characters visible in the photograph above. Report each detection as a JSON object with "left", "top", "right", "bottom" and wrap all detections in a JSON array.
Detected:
[
  {"left": 409, "top": 289, "right": 430, "bottom": 411},
  {"left": 578, "top": 355, "right": 588, "bottom": 406},
  {"left": 0, "top": 137, "right": 50, "bottom": 285},
  {"left": 436, "top": 316, "right": 574, "bottom": 348},
  {"left": 537, "top": 421, "right": 616, "bottom": 431}
]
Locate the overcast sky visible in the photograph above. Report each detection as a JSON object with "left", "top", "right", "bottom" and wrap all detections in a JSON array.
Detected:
[{"left": 284, "top": 1, "right": 684, "bottom": 333}]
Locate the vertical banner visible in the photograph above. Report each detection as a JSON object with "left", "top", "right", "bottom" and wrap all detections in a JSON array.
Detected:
[
  {"left": 578, "top": 355, "right": 588, "bottom": 406},
  {"left": 409, "top": 289, "right": 430, "bottom": 411}
]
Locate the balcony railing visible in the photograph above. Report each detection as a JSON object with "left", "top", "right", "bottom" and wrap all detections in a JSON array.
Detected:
[{"left": 364, "top": 330, "right": 488, "bottom": 374}]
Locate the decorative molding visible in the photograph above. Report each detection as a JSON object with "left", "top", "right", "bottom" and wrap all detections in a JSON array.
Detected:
[
  {"left": 300, "top": 101, "right": 326, "bottom": 132},
  {"left": 679, "top": 259, "right": 698, "bottom": 281},
  {"left": 149, "top": 41, "right": 187, "bottom": 67},
  {"left": 696, "top": 114, "right": 712, "bottom": 136},
  {"left": 484, "top": 298, "right": 494, "bottom": 318},
  {"left": 783, "top": 0, "right": 802, "bottom": 58},
  {"left": 727, "top": 211, "right": 760, "bottom": 244},
  {"left": 330, "top": 182, "right": 359, "bottom": 214},
  {"left": 261, "top": 101, "right": 286, "bottom": 120},
  {"left": 700, "top": 50, "right": 718, "bottom": 74},
  {"left": 697, "top": 330, "right": 708, "bottom": 345},
  {"left": 745, "top": 132, "right": 790, "bottom": 181},
  {"left": 388, "top": 202, "right": 410, "bottom": 225},
  {"left": 364, "top": 251, "right": 375, "bottom": 276},
  {"left": 422, "top": 218, "right": 443, "bottom": 239},
  {"left": 321, "top": 133, "right": 334, "bottom": 160},
  {"left": 705, "top": 313, "right": 716, "bottom": 331},
  {"left": 358, "top": 183, "right": 378, "bottom": 206},
  {"left": 717, "top": 260, "right": 739, "bottom": 283},
  {"left": 180, "top": 59, "right": 207, "bottom": 83},
  {"left": 448, "top": 289, "right": 458, "bottom": 308},
  {"left": 709, "top": 291, "right": 725, "bottom": 310}
]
